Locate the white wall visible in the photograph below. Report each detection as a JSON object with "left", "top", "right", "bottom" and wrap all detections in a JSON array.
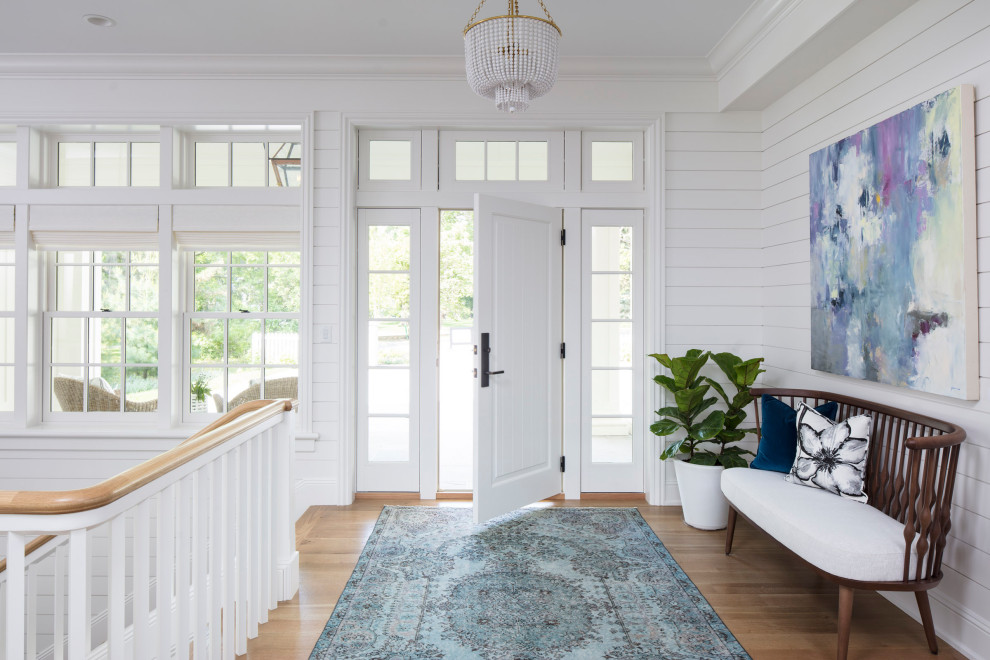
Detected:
[
  {"left": 663, "top": 111, "right": 764, "bottom": 502},
  {"left": 759, "top": 0, "right": 990, "bottom": 656}
]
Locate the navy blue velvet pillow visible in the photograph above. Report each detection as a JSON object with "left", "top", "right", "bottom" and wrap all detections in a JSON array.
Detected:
[{"left": 750, "top": 395, "right": 839, "bottom": 473}]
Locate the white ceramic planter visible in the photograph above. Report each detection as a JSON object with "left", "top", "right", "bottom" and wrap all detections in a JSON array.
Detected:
[{"left": 673, "top": 459, "right": 730, "bottom": 530}]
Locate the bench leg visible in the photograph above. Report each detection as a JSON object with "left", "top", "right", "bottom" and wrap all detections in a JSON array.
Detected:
[
  {"left": 915, "top": 591, "right": 939, "bottom": 654},
  {"left": 837, "top": 586, "right": 854, "bottom": 660},
  {"left": 724, "top": 507, "right": 737, "bottom": 555}
]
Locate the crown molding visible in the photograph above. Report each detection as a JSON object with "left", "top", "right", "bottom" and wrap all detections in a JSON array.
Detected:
[
  {"left": 707, "top": 0, "right": 800, "bottom": 76},
  {"left": 0, "top": 53, "right": 715, "bottom": 81}
]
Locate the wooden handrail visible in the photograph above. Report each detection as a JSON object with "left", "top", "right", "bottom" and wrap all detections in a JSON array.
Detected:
[{"left": 0, "top": 399, "right": 296, "bottom": 517}]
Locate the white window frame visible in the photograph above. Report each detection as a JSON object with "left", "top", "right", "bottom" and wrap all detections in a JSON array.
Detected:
[
  {"left": 580, "top": 209, "right": 644, "bottom": 493},
  {"left": 0, "top": 138, "right": 17, "bottom": 187},
  {"left": 173, "top": 128, "right": 302, "bottom": 189},
  {"left": 45, "top": 130, "right": 163, "bottom": 188},
  {"left": 581, "top": 131, "right": 645, "bottom": 192},
  {"left": 0, "top": 238, "right": 15, "bottom": 417},
  {"left": 356, "top": 208, "right": 421, "bottom": 492},
  {"left": 43, "top": 249, "right": 162, "bottom": 422},
  {"left": 182, "top": 249, "right": 302, "bottom": 424},
  {"left": 358, "top": 130, "right": 424, "bottom": 192},
  {"left": 439, "top": 130, "right": 564, "bottom": 192}
]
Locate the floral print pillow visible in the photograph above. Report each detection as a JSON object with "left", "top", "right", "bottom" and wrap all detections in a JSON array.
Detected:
[{"left": 785, "top": 402, "right": 872, "bottom": 502}]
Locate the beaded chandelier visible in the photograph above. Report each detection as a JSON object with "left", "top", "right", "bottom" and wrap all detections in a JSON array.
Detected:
[{"left": 463, "top": 0, "right": 562, "bottom": 113}]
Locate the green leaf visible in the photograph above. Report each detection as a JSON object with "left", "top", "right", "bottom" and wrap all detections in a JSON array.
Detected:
[
  {"left": 703, "top": 377, "right": 730, "bottom": 405},
  {"left": 650, "top": 419, "right": 682, "bottom": 436},
  {"left": 716, "top": 428, "right": 746, "bottom": 444},
  {"left": 720, "top": 446, "right": 755, "bottom": 456},
  {"left": 670, "top": 351, "right": 710, "bottom": 389},
  {"left": 648, "top": 353, "right": 672, "bottom": 369},
  {"left": 733, "top": 358, "right": 766, "bottom": 388},
  {"left": 731, "top": 389, "right": 756, "bottom": 411},
  {"left": 660, "top": 439, "right": 686, "bottom": 461},
  {"left": 673, "top": 383, "right": 711, "bottom": 417},
  {"left": 719, "top": 454, "right": 749, "bottom": 469},
  {"left": 710, "top": 352, "right": 742, "bottom": 383},
  {"left": 691, "top": 410, "right": 725, "bottom": 441},
  {"left": 655, "top": 405, "right": 682, "bottom": 418},
  {"left": 690, "top": 452, "right": 719, "bottom": 466},
  {"left": 653, "top": 374, "right": 677, "bottom": 392}
]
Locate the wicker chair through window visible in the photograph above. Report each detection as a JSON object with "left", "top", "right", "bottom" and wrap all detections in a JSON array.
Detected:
[
  {"left": 52, "top": 376, "right": 158, "bottom": 412},
  {"left": 227, "top": 376, "right": 297, "bottom": 411}
]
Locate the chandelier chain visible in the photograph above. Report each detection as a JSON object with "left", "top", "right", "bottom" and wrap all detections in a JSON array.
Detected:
[
  {"left": 465, "top": 0, "right": 488, "bottom": 31},
  {"left": 536, "top": 0, "right": 555, "bottom": 24},
  {"left": 465, "top": 0, "right": 556, "bottom": 30}
]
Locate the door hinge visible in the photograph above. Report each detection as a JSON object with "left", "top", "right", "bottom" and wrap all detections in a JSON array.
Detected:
[
  {"left": 560, "top": 229, "right": 566, "bottom": 246},
  {"left": 560, "top": 342, "right": 566, "bottom": 359},
  {"left": 560, "top": 456, "right": 566, "bottom": 473}
]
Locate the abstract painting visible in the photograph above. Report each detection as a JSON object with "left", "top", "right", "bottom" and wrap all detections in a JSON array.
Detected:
[{"left": 809, "top": 86, "right": 978, "bottom": 399}]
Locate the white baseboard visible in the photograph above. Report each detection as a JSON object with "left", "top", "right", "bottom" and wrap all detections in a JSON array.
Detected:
[
  {"left": 276, "top": 551, "right": 300, "bottom": 601},
  {"left": 881, "top": 589, "right": 990, "bottom": 660},
  {"left": 295, "top": 478, "right": 339, "bottom": 518}
]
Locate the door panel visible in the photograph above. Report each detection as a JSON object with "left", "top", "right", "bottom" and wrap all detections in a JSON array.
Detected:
[{"left": 474, "top": 194, "right": 562, "bottom": 523}]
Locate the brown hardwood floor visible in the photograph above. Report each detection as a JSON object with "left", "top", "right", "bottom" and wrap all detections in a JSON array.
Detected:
[{"left": 244, "top": 498, "right": 966, "bottom": 659}]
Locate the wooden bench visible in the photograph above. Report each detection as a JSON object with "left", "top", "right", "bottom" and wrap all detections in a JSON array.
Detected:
[{"left": 722, "top": 387, "right": 965, "bottom": 660}]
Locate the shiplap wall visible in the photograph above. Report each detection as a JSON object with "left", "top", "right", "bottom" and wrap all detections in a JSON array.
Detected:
[
  {"left": 759, "top": 0, "right": 990, "bottom": 655},
  {"left": 303, "top": 111, "right": 344, "bottom": 511},
  {"left": 663, "top": 111, "right": 763, "bottom": 500}
]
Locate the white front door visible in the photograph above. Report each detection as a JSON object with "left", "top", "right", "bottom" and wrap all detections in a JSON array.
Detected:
[{"left": 473, "top": 194, "right": 562, "bottom": 523}]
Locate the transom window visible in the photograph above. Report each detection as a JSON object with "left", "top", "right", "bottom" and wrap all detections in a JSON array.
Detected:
[
  {"left": 47, "top": 251, "right": 160, "bottom": 414},
  {"left": 194, "top": 141, "right": 302, "bottom": 188},
  {"left": 0, "top": 142, "right": 15, "bottom": 186},
  {"left": 438, "top": 131, "right": 563, "bottom": 190},
  {"left": 57, "top": 141, "right": 160, "bottom": 187},
  {"left": 186, "top": 251, "right": 301, "bottom": 417}
]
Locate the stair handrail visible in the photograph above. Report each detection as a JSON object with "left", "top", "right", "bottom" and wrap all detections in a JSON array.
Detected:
[{"left": 0, "top": 398, "right": 296, "bottom": 517}]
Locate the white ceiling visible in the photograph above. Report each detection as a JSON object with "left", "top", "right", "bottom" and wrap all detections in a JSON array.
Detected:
[{"left": 0, "top": 0, "right": 756, "bottom": 57}]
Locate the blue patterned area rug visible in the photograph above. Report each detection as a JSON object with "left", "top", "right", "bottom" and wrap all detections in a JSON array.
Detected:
[{"left": 309, "top": 506, "right": 749, "bottom": 659}]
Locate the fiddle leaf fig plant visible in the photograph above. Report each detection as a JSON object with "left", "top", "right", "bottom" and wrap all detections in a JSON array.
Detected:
[{"left": 650, "top": 349, "right": 766, "bottom": 468}]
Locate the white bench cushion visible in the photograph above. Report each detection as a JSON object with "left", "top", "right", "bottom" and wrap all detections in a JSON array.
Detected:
[{"left": 722, "top": 468, "right": 918, "bottom": 582}]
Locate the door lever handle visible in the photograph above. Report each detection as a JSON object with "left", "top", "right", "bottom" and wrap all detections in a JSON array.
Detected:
[{"left": 486, "top": 370, "right": 504, "bottom": 376}]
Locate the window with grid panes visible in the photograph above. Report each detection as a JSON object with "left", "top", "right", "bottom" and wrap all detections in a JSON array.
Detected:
[
  {"left": 186, "top": 251, "right": 300, "bottom": 417},
  {"left": 47, "top": 251, "right": 160, "bottom": 414},
  {"left": 0, "top": 249, "right": 14, "bottom": 411}
]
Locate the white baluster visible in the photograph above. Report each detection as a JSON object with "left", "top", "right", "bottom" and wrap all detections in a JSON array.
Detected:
[
  {"left": 108, "top": 513, "right": 126, "bottom": 659},
  {"left": 6, "top": 531, "right": 25, "bottom": 660},
  {"left": 54, "top": 543, "right": 66, "bottom": 660},
  {"left": 274, "top": 411, "right": 297, "bottom": 601},
  {"left": 176, "top": 476, "right": 191, "bottom": 658},
  {"left": 262, "top": 430, "right": 275, "bottom": 612},
  {"left": 67, "top": 529, "right": 87, "bottom": 660},
  {"left": 194, "top": 466, "right": 209, "bottom": 657},
  {"left": 250, "top": 433, "right": 262, "bottom": 633},
  {"left": 27, "top": 560, "right": 37, "bottom": 659},
  {"left": 209, "top": 457, "right": 224, "bottom": 659},
  {"left": 236, "top": 442, "right": 250, "bottom": 655},
  {"left": 157, "top": 486, "right": 176, "bottom": 660},
  {"left": 223, "top": 450, "right": 237, "bottom": 660},
  {"left": 133, "top": 500, "right": 151, "bottom": 659},
  {"left": 0, "top": 578, "right": 7, "bottom": 660}
]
